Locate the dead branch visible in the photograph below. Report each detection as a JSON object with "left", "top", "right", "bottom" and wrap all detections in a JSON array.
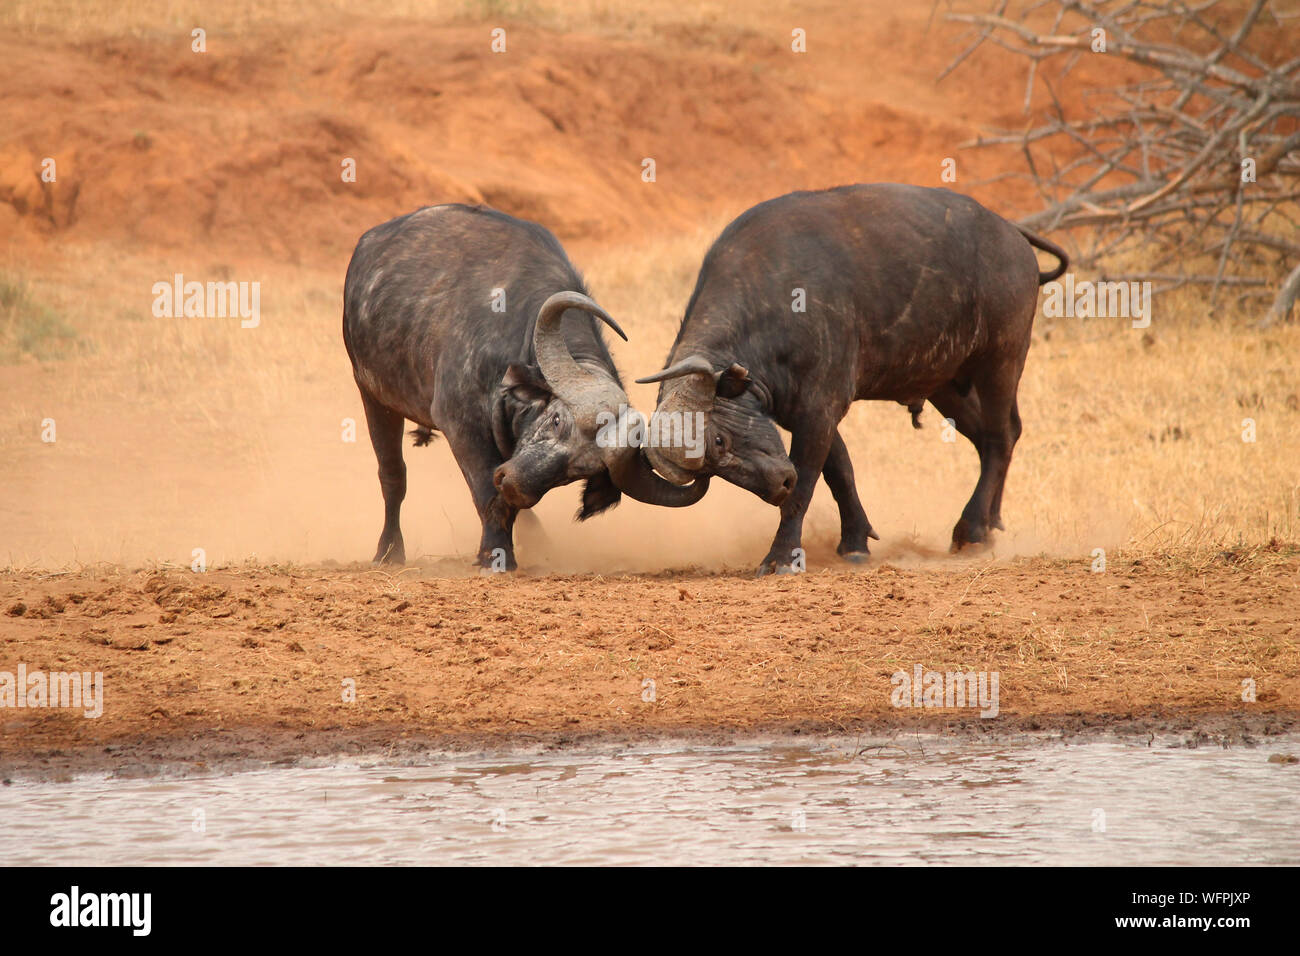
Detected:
[
  {"left": 1259, "top": 260, "right": 1300, "bottom": 327},
  {"left": 946, "top": 0, "right": 1300, "bottom": 321}
]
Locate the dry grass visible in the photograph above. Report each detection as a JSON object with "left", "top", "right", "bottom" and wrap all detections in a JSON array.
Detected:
[
  {"left": 1, "top": 0, "right": 1296, "bottom": 569},
  {"left": 2, "top": 223, "right": 1298, "bottom": 568},
  {"left": 0, "top": 0, "right": 735, "bottom": 39},
  {"left": 1015, "top": 310, "right": 1299, "bottom": 553}
]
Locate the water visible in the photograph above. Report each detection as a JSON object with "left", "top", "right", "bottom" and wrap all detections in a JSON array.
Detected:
[{"left": 2, "top": 735, "right": 1296, "bottom": 865}]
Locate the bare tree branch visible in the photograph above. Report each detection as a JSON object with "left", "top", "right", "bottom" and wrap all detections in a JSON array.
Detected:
[{"left": 946, "top": 0, "right": 1300, "bottom": 321}]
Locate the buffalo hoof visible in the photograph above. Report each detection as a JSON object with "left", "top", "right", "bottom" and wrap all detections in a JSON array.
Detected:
[
  {"left": 756, "top": 561, "right": 802, "bottom": 577},
  {"left": 372, "top": 543, "right": 405, "bottom": 566},
  {"left": 950, "top": 518, "right": 992, "bottom": 553},
  {"left": 837, "top": 535, "right": 875, "bottom": 558},
  {"left": 475, "top": 548, "right": 517, "bottom": 573},
  {"left": 836, "top": 527, "right": 879, "bottom": 559},
  {"left": 478, "top": 566, "right": 512, "bottom": 578}
]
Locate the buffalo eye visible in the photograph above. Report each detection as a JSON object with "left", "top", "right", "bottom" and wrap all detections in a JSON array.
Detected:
[
  {"left": 551, "top": 413, "right": 562, "bottom": 429},
  {"left": 714, "top": 434, "right": 725, "bottom": 449}
]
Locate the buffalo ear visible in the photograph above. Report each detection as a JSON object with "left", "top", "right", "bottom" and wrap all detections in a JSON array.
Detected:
[
  {"left": 577, "top": 470, "right": 622, "bottom": 521},
  {"left": 715, "top": 363, "right": 752, "bottom": 399},
  {"left": 503, "top": 363, "right": 552, "bottom": 405}
]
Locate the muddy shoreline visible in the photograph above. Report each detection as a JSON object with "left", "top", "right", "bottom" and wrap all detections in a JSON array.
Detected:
[
  {"left": 3, "top": 556, "right": 1298, "bottom": 781},
  {"left": 4, "top": 711, "right": 1298, "bottom": 782}
]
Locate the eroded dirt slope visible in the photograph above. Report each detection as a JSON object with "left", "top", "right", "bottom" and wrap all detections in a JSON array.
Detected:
[{"left": 0, "top": 3, "right": 1141, "bottom": 267}]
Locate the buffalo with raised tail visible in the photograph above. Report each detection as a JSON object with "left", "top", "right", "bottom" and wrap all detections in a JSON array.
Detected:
[
  {"left": 343, "top": 204, "right": 707, "bottom": 570},
  {"left": 637, "top": 184, "right": 1067, "bottom": 576}
]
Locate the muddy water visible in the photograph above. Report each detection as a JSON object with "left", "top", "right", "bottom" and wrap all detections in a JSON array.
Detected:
[{"left": 2, "top": 735, "right": 1296, "bottom": 865}]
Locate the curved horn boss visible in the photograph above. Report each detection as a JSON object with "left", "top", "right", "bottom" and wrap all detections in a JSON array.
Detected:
[{"left": 532, "top": 293, "right": 711, "bottom": 509}]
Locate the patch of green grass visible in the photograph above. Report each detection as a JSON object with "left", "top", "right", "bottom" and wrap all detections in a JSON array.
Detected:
[{"left": 0, "top": 275, "right": 81, "bottom": 361}]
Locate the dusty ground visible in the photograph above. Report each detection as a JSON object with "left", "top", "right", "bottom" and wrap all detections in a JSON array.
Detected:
[
  {"left": 1, "top": 2, "right": 1297, "bottom": 777},
  {"left": 2, "top": 549, "right": 1297, "bottom": 778}
]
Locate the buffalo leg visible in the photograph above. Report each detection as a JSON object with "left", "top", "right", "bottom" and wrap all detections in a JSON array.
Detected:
[
  {"left": 988, "top": 398, "right": 1022, "bottom": 530},
  {"left": 928, "top": 380, "right": 985, "bottom": 487},
  {"left": 442, "top": 425, "right": 519, "bottom": 571},
  {"left": 932, "top": 365, "right": 1020, "bottom": 550},
  {"left": 359, "top": 389, "right": 407, "bottom": 566},
  {"left": 822, "top": 428, "right": 878, "bottom": 561},
  {"left": 757, "top": 423, "right": 836, "bottom": 576}
]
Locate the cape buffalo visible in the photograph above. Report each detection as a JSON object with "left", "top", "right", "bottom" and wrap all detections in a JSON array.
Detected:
[
  {"left": 343, "top": 204, "right": 707, "bottom": 570},
  {"left": 637, "top": 183, "right": 1067, "bottom": 575}
]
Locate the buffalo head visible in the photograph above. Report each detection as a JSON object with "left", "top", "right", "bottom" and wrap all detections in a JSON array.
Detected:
[
  {"left": 492, "top": 292, "right": 710, "bottom": 515},
  {"left": 637, "top": 355, "right": 796, "bottom": 505}
]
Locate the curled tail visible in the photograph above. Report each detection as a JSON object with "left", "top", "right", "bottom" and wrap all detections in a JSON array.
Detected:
[
  {"left": 409, "top": 426, "right": 439, "bottom": 447},
  {"left": 1017, "top": 227, "right": 1069, "bottom": 284}
]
